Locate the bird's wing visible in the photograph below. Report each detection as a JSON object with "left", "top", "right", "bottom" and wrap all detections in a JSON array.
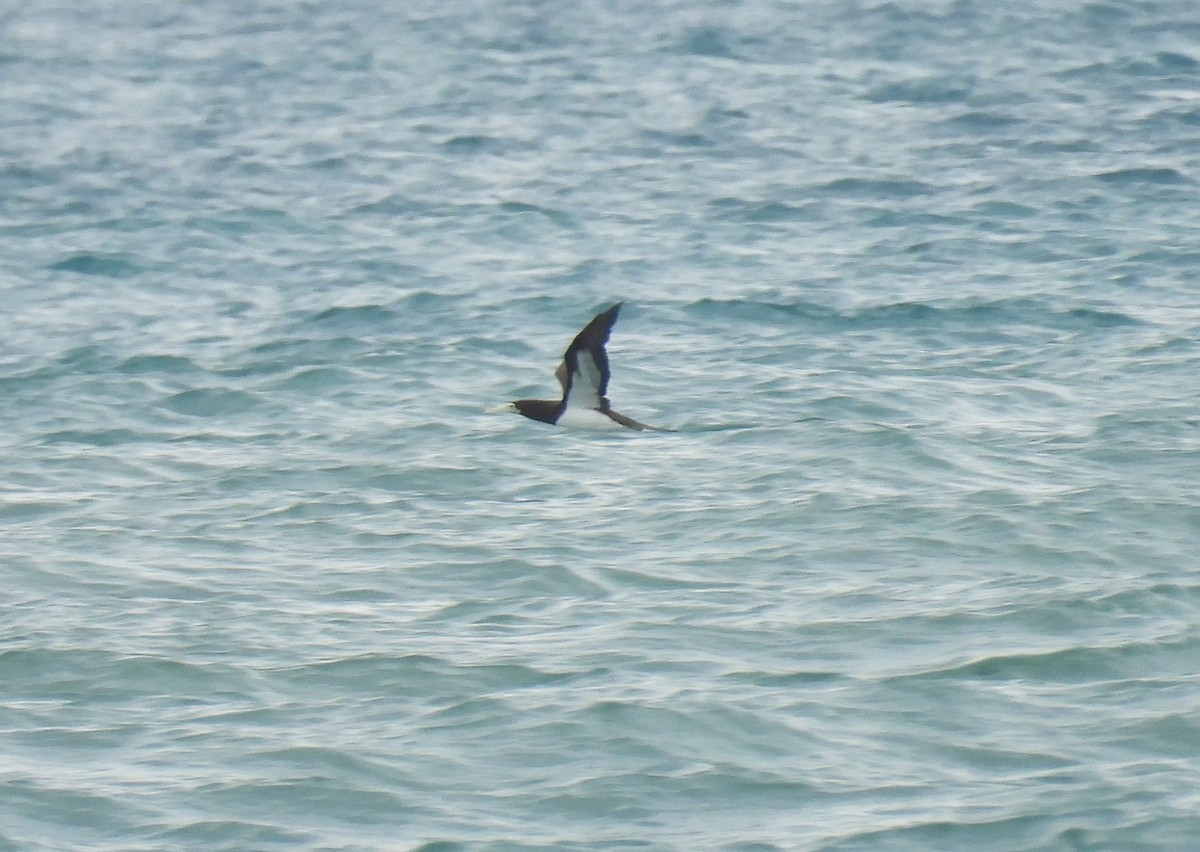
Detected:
[{"left": 559, "top": 303, "right": 621, "bottom": 412}]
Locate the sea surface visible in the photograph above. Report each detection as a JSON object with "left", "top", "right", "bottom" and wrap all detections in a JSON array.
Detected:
[{"left": 3, "top": 1, "right": 1200, "bottom": 849}]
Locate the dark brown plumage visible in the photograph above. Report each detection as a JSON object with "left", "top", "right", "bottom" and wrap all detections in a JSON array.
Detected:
[{"left": 491, "top": 303, "right": 665, "bottom": 431}]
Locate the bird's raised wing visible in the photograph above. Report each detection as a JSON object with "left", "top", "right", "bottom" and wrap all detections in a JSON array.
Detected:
[{"left": 559, "top": 303, "right": 621, "bottom": 412}]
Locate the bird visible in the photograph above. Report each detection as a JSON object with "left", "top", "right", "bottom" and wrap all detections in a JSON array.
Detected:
[{"left": 488, "top": 303, "right": 668, "bottom": 431}]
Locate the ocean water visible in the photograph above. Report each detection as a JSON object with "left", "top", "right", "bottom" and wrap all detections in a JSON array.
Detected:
[{"left": 3, "top": 1, "right": 1200, "bottom": 849}]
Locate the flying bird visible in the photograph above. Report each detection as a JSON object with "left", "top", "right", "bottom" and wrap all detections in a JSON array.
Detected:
[{"left": 489, "top": 303, "right": 667, "bottom": 431}]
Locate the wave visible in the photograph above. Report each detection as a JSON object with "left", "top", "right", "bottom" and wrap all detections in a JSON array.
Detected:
[
  {"left": 48, "top": 253, "right": 143, "bottom": 278},
  {"left": 683, "top": 297, "right": 1141, "bottom": 332},
  {"left": 162, "top": 388, "right": 261, "bottom": 417},
  {"left": 1094, "top": 166, "right": 1191, "bottom": 185},
  {"left": 887, "top": 635, "right": 1200, "bottom": 684}
]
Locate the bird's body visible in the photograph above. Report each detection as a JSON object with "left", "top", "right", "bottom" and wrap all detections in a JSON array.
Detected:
[
  {"left": 555, "top": 406, "right": 628, "bottom": 431},
  {"left": 490, "top": 303, "right": 666, "bottom": 431}
]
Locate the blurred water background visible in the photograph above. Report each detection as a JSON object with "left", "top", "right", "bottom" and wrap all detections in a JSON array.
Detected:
[{"left": 3, "top": 1, "right": 1200, "bottom": 849}]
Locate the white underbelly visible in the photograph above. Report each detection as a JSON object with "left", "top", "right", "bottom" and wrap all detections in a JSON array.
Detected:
[{"left": 556, "top": 407, "right": 623, "bottom": 430}]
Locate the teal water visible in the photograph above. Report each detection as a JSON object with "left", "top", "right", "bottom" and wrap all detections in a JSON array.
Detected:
[{"left": 3, "top": 2, "right": 1200, "bottom": 849}]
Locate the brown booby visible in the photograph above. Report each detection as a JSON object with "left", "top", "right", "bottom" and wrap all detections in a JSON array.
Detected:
[{"left": 488, "top": 303, "right": 667, "bottom": 430}]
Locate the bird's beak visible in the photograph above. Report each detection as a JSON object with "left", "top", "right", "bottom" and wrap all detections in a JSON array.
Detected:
[{"left": 487, "top": 403, "right": 517, "bottom": 414}]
